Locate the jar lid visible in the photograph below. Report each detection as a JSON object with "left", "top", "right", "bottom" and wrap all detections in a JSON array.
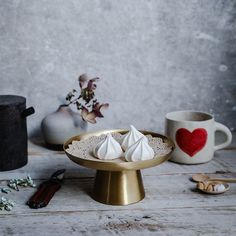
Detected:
[{"left": 0, "top": 95, "right": 26, "bottom": 107}]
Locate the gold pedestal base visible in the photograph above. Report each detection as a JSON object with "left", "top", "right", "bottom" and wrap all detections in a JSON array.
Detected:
[{"left": 92, "top": 170, "right": 145, "bottom": 205}]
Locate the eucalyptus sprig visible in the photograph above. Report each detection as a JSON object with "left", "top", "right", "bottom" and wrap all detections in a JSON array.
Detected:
[
  {"left": 0, "top": 196, "right": 15, "bottom": 211},
  {"left": 8, "top": 175, "right": 36, "bottom": 191},
  {"left": 1, "top": 187, "right": 11, "bottom": 194}
]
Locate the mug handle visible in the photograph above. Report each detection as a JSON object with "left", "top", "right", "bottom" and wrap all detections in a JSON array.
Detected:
[{"left": 214, "top": 122, "right": 232, "bottom": 151}]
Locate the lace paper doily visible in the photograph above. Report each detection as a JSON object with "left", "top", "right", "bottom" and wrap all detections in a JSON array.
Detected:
[{"left": 66, "top": 133, "right": 172, "bottom": 163}]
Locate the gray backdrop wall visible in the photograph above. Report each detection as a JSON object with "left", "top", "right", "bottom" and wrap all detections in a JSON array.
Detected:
[{"left": 0, "top": 0, "right": 235, "bottom": 136}]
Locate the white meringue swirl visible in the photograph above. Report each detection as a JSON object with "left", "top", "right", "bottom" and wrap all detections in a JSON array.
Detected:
[
  {"left": 125, "top": 137, "right": 154, "bottom": 162},
  {"left": 93, "top": 133, "right": 123, "bottom": 160},
  {"left": 121, "top": 125, "right": 148, "bottom": 150}
]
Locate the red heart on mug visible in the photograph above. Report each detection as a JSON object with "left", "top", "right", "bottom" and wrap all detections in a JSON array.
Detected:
[{"left": 176, "top": 128, "right": 207, "bottom": 157}]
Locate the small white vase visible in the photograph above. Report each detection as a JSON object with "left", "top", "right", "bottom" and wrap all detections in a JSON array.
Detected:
[{"left": 41, "top": 105, "right": 88, "bottom": 145}]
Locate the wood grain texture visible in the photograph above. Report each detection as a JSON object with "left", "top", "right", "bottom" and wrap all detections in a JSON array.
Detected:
[
  {"left": 0, "top": 134, "right": 235, "bottom": 235},
  {"left": 1, "top": 149, "right": 235, "bottom": 180},
  {"left": 0, "top": 174, "right": 236, "bottom": 214},
  {"left": 1, "top": 207, "right": 236, "bottom": 236}
]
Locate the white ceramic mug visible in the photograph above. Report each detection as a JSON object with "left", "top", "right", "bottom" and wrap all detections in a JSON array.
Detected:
[{"left": 165, "top": 111, "right": 232, "bottom": 164}]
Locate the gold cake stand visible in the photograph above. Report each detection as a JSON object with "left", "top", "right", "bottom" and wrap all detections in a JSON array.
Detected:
[{"left": 64, "top": 129, "right": 174, "bottom": 205}]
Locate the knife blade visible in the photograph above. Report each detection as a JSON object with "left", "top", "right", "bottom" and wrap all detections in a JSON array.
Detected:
[{"left": 27, "top": 169, "right": 65, "bottom": 209}]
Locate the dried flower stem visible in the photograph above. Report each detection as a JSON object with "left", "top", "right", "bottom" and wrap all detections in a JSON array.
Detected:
[{"left": 63, "top": 74, "right": 109, "bottom": 124}]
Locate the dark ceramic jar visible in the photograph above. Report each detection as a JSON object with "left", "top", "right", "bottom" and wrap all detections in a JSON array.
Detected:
[{"left": 0, "top": 95, "right": 35, "bottom": 171}]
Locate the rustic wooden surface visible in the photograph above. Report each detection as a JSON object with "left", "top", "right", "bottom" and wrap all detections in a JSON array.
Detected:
[{"left": 0, "top": 134, "right": 235, "bottom": 236}]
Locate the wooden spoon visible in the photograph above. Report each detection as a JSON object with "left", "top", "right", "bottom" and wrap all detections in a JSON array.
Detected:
[
  {"left": 192, "top": 174, "right": 236, "bottom": 183},
  {"left": 197, "top": 181, "right": 229, "bottom": 194}
]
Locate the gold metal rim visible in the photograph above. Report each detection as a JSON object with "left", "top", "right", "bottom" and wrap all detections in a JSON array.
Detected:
[{"left": 63, "top": 129, "right": 175, "bottom": 171}]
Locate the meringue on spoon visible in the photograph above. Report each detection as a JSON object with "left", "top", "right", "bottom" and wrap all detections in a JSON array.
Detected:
[
  {"left": 93, "top": 133, "right": 123, "bottom": 160},
  {"left": 196, "top": 181, "right": 229, "bottom": 194},
  {"left": 192, "top": 174, "right": 233, "bottom": 194}
]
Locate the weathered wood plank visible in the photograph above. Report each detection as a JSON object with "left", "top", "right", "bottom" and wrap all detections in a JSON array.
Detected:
[
  {"left": 0, "top": 149, "right": 235, "bottom": 180},
  {"left": 0, "top": 174, "right": 235, "bottom": 215},
  {"left": 0, "top": 207, "right": 235, "bottom": 236}
]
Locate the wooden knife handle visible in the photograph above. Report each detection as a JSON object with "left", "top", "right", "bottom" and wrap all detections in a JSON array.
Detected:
[{"left": 27, "top": 180, "right": 61, "bottom": 209}]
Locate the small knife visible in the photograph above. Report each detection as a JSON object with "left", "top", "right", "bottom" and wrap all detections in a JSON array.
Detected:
[{"left": 27, "top": 169, "right": 65, "bottom": 209}]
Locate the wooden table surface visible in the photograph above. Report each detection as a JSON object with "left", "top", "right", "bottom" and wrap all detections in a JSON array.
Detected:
[{"left": 0, "top": 134, "right": 236, "bottom": 236}]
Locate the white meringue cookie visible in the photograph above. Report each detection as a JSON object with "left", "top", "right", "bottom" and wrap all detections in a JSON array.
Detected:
[
  {"left": 121, "top": 125, "right": 148, "bottom": 150},
  {"left": 125, "top": 137, "right": 155, "bottom": 162},
  {"left": 213, "top": 184, "right": 225, "bottom": 192},
  {"left": 93, "top": 133, "right": 123, "bottom": 160}
]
